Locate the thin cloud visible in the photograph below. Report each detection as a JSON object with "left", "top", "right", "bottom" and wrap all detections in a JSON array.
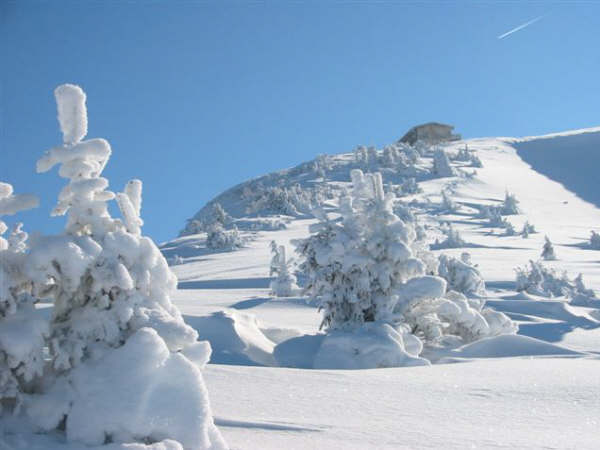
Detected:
[{"left": 497, "top": 15, "right": 545, "bottom": 40}]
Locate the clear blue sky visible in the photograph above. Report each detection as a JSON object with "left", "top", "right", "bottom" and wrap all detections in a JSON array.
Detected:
[{"left": 2, "top": 1, "right": 599, "bottom": 243}]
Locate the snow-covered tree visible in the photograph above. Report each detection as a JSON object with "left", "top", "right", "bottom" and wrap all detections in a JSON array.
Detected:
[
  {"left": 521, "top": 220, "right": 536, "bottom": 238},
  {"left": 501, "top": 191, "right": 521, "bottom": 215},
  {"left": 354, "top": 145, "right": 368, "bottom": 166},
  {"left": 437, "top": 253, "right": 486, "bottom": 296},
  {"left": 206, "top": 223, "right": 243, "bottom": 250},
  {"left": 26, "top": 84, "right": 226, "bottom": 449},
  {"left": 590, "top": 230, "right": 600, "bottom": 249},
  {"left": 440, "top": 189, "right": 459, "bottom": 212},
  {"left": 269, "top": 241, "right": 298, "bottom": 297},
  {"left": 400, "top": 177, "right": 421, "bottom": 195},
  {"left": 367, "top": 146, "right": 379, "bottom": 167},
  {"left": 432, "top": 148, "right": 455, "bottom": 177},
  {"left": 433, "top": 222, "right": 466, "bottom": 249},
  {"left": 541, "top": 236, "right": 557, "bottom": 260},
  {"left": 0, "top": 183, "right": 45, "bottom": 414},
  {"left": 296, "top": 170, "right": 514, "bottom": 359}
]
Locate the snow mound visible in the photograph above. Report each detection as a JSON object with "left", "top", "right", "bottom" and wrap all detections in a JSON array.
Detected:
[
  {"left": 27, "top": 328, "right": 226, "bottom": 450},
  {"left": 313, "top": 322, "right": 429, "bottom": 369},
  {"left": 447, "top": 334, "right": 582, "bottom": 359},
  {"left": 185, "top": 310, "right": 276, "bottom": 366}
]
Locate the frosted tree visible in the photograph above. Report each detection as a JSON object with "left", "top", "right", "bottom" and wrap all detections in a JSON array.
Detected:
[
  {"left": 296, "top": 170, "right": 514, "bottom": 355},
  {"left": 27, "top": 84, "right": 226, "bottom": 449},
  {"left": 440, "top": 189, "right": 459, "bottom": 212},
  {"left": 206, "top": 223, "right": 243, "bottom": 250},
  {"left": 541, "top": 236, "right": 557, "bottom": 260},
  {"left": 367, "top": 146, "right": 379, "bottom": 167},
  {"left": 0, "top": 183, "right": 45, "bottom": 414},
  {"left": 354, "top": 145, "right": 368, "bottom": 166},
  {"left": 382, "top": 145, "right": 397, "bottom": 167},
  {"left": 501, "top": 191, "right": 521, "bottom": 215},
  {"left": 521, "top": 220, "right": 536, "bottom": 238},
  {"left": 432, "top": 148, "right": 455, "bottom": 177},
  {"left": 437, "top": 253, "right": 486, "bottom": 296},
  {"left": 269, "top": 241, "right": 298, "bottom": 297},
  {"left": 590, "top": 230, "right": 600, "bottom": 249},
  {"left": 400, "top": 177, "right": 421, "bottom": 195},
  {"left": 433, "top": 222, "right": 466, "bottom": 249}
]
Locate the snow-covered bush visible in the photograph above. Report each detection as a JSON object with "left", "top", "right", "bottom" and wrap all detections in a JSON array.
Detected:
[
  {"left": 521, "top": 220, "right": 536, "bottom": 238},
  {"left": 504, "top": 220, "right": 516, "bottom": 236},
  {"left": 590, "top": 230, "right": 600, "bottom": 249},
  {"left": 433, "top": 223, "right": 466, "bottom": 249},
  {"left": 432, "top": 148, "right": 455, "bottom": 177},
  {"left": 440, "top": 189, "right": 459, "bottom": 212},
  {"left": 455, "top": 145, "right": 471, "bottom": 162},
  {"left": 515, "top": 260, "right": 570, "bottom": 297},
  {"left": 296, "top": 170, "right": 514, "bottom": 366},
  {"left": 515, "top": 260, "right": 597, "bottom": 305},
  {"left": 570, "top": 274, "right": 598, "bottom": 306},
  {"left": 0, "top": 183, "right": 45, "bottom": 414},
  {"left": 354, "top": 145, "right": 368, "bottom": 166},
  {"left": 400, "top": 177, "right": 421, "bottom": 195},
  {"left": 246, "top": 183, "right": 312, "bottom": 216},
  {"left": 541, "top": 236, "right": 557, "bottom": 260},
  {"left": 437, "top": 253, "right": 486, "bottom": 296},
  {"left": 501, "top": 191, "right": 521, "bottom": 215},
  {"left": 26, "top": 84, "right": 226, "bottom": 449},
  {"left": 206, "top": 223, "right": 243, "bottom": 251},
  {"left": 269, "top": 241, "right": 298, "bottom": 297}
]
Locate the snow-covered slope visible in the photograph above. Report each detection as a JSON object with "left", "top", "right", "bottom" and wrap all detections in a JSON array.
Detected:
[{"left": 156, "top": 127, "right": 600, "bottom": 448}]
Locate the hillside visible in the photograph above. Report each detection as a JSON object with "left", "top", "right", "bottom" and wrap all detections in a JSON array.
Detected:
[{"left": 155, "top": 128, "right": 600, "bottom": 449}]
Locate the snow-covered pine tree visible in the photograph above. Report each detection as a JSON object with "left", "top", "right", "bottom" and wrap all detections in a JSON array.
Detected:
[
  {"left": 296, "top": 170, "right": 514, "bottom": 361},
  {"left": 541, "top": 235, "right": 557, "bottom": 260},
  {"left": 501, "top": 191, "right": 521, "bottom": 215},
  {"left": 0, "top": 183, "right": 45, "bottom": 414},
  {"left": 297, "top": 169, "right": 446, "bottom": 330},
  {"left": 432, "top": 148, "right": 455, "bottom": 177},
  {"left": 590, "top": 230, "right": 600, "bottom": 249},
  {"left": 440, "top": 189, "right": 459, "bottom": 212},
  {"left": 269, "top": 241, "right": 298, "bottom": 297},
  {"left": 27, "top": 84, "right": 226, "bottom": 449},
  {"left": 521, "top": 220, "right": 535, "bottom": 238},
  {"left": 367, "top": 146, "right": 379, "bottom": 168}
]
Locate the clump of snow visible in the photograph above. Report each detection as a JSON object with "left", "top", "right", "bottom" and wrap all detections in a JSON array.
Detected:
[
  {"left": 187, "top": 310, "right": 276, "bottom": 366},
  {"left": 437, "top": 253, "right": 486, "bottom": 296},
  {"left": 313, "top": 322, "right": 429, "bottom": 369},
  {"left": 54, "top": 84, "right": 88, "bottom": 145},
  {"left": 269, "top": 241, "right": 298, "bottom": 297}
]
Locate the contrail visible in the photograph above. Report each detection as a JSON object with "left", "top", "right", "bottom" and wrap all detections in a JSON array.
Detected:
[{"left": 497, "top": 15, "right": 545, "bottom": 40}]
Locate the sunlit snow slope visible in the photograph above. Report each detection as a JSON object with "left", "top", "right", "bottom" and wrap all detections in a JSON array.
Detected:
[{"left": 161, "top": 127, "right": 600, "bottom": 449}]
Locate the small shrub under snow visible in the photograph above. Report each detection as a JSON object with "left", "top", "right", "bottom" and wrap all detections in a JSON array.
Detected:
[
  {"left": 269, "top": 241, "right": 298, "bottom": 297},
  {"left": 437, "top": 253, "right": 486, "bottom": 296}
]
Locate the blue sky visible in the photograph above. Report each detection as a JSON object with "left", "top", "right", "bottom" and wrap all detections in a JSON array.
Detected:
[{"left": 1, "top": 1, "right": 599, "bottom": 242}]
